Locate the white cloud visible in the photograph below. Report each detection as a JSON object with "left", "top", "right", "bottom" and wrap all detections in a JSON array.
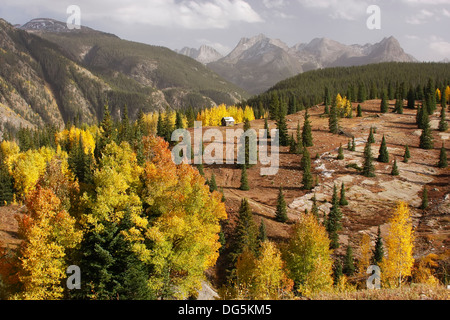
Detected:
[
  {"left": 2, "top": 0, "right": 264, "bottom": 30},
  {"left": 429, "top": 40, "right": 450, "bottom": 59},
  {"left": 406, "top": 8, "right": 435, "bottom": 24},
  {"left": 263, "top": 0, "right": 287, "bottom": 9},
  {"left": 296, "top": 0, "right": 369, "bottom": 21}
]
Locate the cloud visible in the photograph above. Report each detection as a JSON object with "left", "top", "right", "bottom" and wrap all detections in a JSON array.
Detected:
[
  {"left": 2, "top": 0, "right": 264, "bottom": 30},
  {"left": 296, "top": 0, "right": 369, "bottom": 21},
  {"left": 263, "top": 0, "right": 287, "bottom": 9},
  {"left": 429, "top": 40, "right": 450, "bottom": 59},
  {"left": 405, "top": 8, "right": 435, "bottom": 24}
]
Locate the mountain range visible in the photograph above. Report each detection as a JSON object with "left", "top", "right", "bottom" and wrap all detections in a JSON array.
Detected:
[
  {"left": 181, "top": 34, "right": 417, "bottom": 94},
  {"left": 0, "top": 18, "right": 247, "bottom": 133}
]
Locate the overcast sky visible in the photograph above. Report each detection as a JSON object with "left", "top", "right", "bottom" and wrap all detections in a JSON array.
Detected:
[{"left": 1, "top": 0, "right": 449, "bottom": 61}]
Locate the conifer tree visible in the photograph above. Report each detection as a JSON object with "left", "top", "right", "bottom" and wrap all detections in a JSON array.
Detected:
[
  {"left": 276, "top": 104, "right": 289, "bottom": 147},
  {"left": 419, "top": 113, "right": 434, "bottom": 150},
  {"left": 258, "top": 219, "right": 268, "bottom": 244},
  {"left": 357, "top": 104, "right": 363, "bottom": 117},
  {"left": 420, "top": 187, "right": 429, "bottom": 210},
  {"left": 270, "top": 92, "right": 280, "bottom": 121},
  {"left": 395, "top": 95, "right": 404, "bottom": 114},
  {"left": 407, "top": 87, "right": 416, "bottom": 109},
  {"left": 209, "top": 173, "right": 218, "bottom": 192},
  {"left": 438, "top": 143, "right": 447, "bottom": 169},
  {"left": 301, "top": 148, "right": 313, "bottom": 190},
  {"left": 328, "top": 102, "right": 339, "bottom": 134},
  {"left": 276, "top": 187, "right": 288, "bottom": 223},
  {"left": 264, "top": 117, "right": 271, "bottom": 139},
  {"left": 343, "top": 245, "right": 355, "bottom": 276},
  {"left": 240, "top": 166, "right": 250, "bottom": 191},
  {"left": 351, "top": 137, "right": 356, "bottom": 152},
  {"left": 295, "top": 121, "right": 303, "bottom": 154},
  {"left": 339, "top": 183, "right": 348, "bottom": 206},
  {"left": 327, "top": 184, "right": 343, "bottom": 249},
  {"left": 378, "top": 135, "right": 389, "bottom": 163},
  {"left": 337, "top": 144, "right": 344, "bottom": 160},
  {"left": 333, "top": 259, "right": 343, "bottom": 285},
  {"left": 438, "top": 105, "right": 448, "bottom": 132},
  {"left": 372, "top": 226, "right": 384, "bottom": 266},
  {"left": 380, "top": 91, "right": 389, "bottom": 113},
  {"left": 302, "top": 111, "right": 313, "bottom": 147},
  {"left": 357, "top": 83, "right": 367, "bottom": 103},
  {"left": 324, "top": 86, "right": 331, "bottom": 107},
  {"left": 391, "top": 158, "right": 400, "bottom": 176},
  {"left": 403, "top": 145, "right": 411, "bottom": 163},
  {"left": 363, "top": 142, "right": 375, "bottom": 178},
  {"left": 367, "top": 127, "right": 375, "bottom": 144}
]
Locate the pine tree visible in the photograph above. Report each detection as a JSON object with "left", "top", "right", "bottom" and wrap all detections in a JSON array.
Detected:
[
  {"left": 327, "top": 184, "right": 343, "bottom": 249},
  {"left": 419, "top": 113, "right": 434, "bottom": 150},
  {"left": 438, "top": 105, "right": 448, "bottom": 132},
  {"left": 295, "top": 121, "right": 303, "bottom": 154},
  {"left": 357, "top": 104, "right": 363, "bottom": 117},
  {"left": 403, "top": 145, "right": 411, "bottom": 163},
  {"left": 391, "top": 159, "right": 400, "bottom": 176},
  {"left": 339, "top": 183, "right": 348, "bottom": 206},
  {"left": 357, "top": 83, "right": 367, "bottom": 103},
  {"left": 269, "top": 92, "right": 280, "bottom": 121},
  {"left": 175, "top": 111, "right": 184, "bottom": 130},
  {"left": 258, "top": 219, "right": 268, "bottom": 244},
  {"left": 119, "top": 105, "right": 131, "bottom": 143},
  {"left": 367, "top": 127, "right": 375, "bottom": 144},
  {"left": 302, "top": 110, "right": 313, "bottom": 147},
  {"left": 438, "top": 143, "right": 448, "bottom": 168},
  {"left": 420, "top": 186, "right": 429, "bottom": 210},
  {"left": 395, "top": 95, "right": 404, "bottom": 114},
  {"left": 372, "top": 226, "right": 384, "bottom": 266},
  {"left": 378, "top": 135, "right": 389, "bottom": 163},
  {"left": 407, "top": 87, "right": 416, "bottom": 109},
  {"left": 343, "top": 245, "right": 355, "bottom": 276},
  {"left": 209, "top": 173, "right": 218, "bottom": 192},
  {"left": 276, "top": 104, "right": 289, "bottom": 147},
  {"left": 0, "top": 150, "right": 14, "bottom": 205},
  {"left": 275, "top": 187, "right": 288, "bottom": 223},
  {"left": 240, "top": 166, "right": 250, "bottom": 191},
  {"left": 363, "top": 142, "right": 376, "bottom": 178},
  {"left": 333, "top": 259, "right": 343, "bottom": 285},
  {"left": 380, "top": 91, "right": 389, "bottom": 113},
  {"left": 328, "top": 102, "right": 339, "bottom": 134},
  {"left": 301, "top": 148, "right": 313, "bottom": 190},
  {"left": 264, "top": 117, "right": 271, "bottom": 139},
  {"left": 337, "top": 144, "right": 344, "bottom": 160},
  {"left": 351, "top": 137, "right": 356, "bottom": 152},
  {"left": 324, "top": 86, "right": 331, "bottom": 107}
]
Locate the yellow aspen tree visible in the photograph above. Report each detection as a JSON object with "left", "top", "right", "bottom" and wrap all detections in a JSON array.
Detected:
[
  {"left": 445, "top": 86, "right": 450, "bottom": 103},
  {"left": 14, "top": 186, "right": 82, "bottom": 300},
  {"left": 284, "top": 214, "right": 334, "bottom": 297},
  {"left": 380, "top": 201, "right": 415, "bottom": 288},
  {"left": 358, "top": 233, "right": 372, "bottom": 277}
]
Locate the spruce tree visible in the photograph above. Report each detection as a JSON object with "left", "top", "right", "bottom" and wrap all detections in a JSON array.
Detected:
[
  {"left": 0, "top": 150, "right": 14, "bottom": 205},
  {"left": 327, "top": 184, "right": 343, "bottom": 249},
  {"left": 240, "top": 166, "right": 250, "bottom": 191},
  {"left": 363, "top": 142, "right": 376, "bottom": 178},
  {"left": 395, "top": 96, "right": 404, "bottom": 114},
  {"left": 343, "top": 245, "right": 355, "bottom": 276},
  {"left": 337, "top": 144, "right": 344, "bottom": 160},
  {"left": 403, "top": 145, "right": 411, "bottom": 163},
  {"left": 357, "top": 104, "right": 363, "bottom": 117},
  {"left": 368, "top": 127, "right": 375, "bottom": 144},
  {"left": 269, "top": 92, "right": 280, "bottom": 121},
  {"left": 329, "top": 102, "right": 339, "bottom": 134},
  {"left": 378, "top": 135, "right": 389, "bottom": 163},
  {"left": 302, "top": 110, "right": 313, "bottom": 147},
  {"left": 333, "top": 258, "right": 343, "bottom": 284},
  {"left": 295, "top": 121, "right": 303, "bottom": 154},
  {"left": 301, "top": 148, "right": 313, "bottom": 190},
  {"left": 209, "top": 173, "right": 218, "bottom": 192},
  {"left": 264, "top": 117, "right": 271, "bottom": 139},
  {"left": 380, "top": 91, "right": 389, "bottom": 113},
  {"left": 372, "top": 226, "right": 384, "bottom": 266},
  {"left": 357, "top": 83, "right": 367, "bottom": 103},
  {"left": 391, "top": 159, "right": 400, "bottom": 176},
  {"left": 407, "top": 87, "right": 416, "bottom": 109},
  {"left": 351, "top": 137, "right": 356, "bottom": 152},
  {"left": 420, "top": 187, "right": 429, "bottom": 210},
  {"left": 276, "top": 104, "right": 289, "bottom": 147},
  {"left": 258, "top": 219, "right": 268, "bottom": 245},
  {"left": 324, "top": 86, "right": 331, "bottom": 107},
  {"left": 438, "top": 105, "right": 448, "bottom": 132},
  {"left": 438, "top": 143, "right": 448, "bottom": 168},
  {"left": 275, "top": 187, "right": 288, "bottom": 223},
  {"left": 339, "top": 183, "right": 348, "bottom": 206},
  {"left": 419, "top": 114, "right": 434, "bottom": 150}
]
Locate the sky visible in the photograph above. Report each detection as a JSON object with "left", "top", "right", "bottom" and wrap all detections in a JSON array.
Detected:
[{"left": 0, "top": 0, "right": 449, "bottom": 61}]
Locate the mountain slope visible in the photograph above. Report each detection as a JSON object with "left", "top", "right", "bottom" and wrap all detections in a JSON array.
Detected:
[
  {"left": 209, "top": 35, "right": 417, "bottom": 95},
  {"left": 0, "top": 18, "right": 249, "bottom": 136}
]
